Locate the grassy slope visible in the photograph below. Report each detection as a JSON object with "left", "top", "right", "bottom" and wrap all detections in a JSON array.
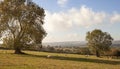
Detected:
[{"left": 0, "top": 50, "right": 120, "bottom": 69}]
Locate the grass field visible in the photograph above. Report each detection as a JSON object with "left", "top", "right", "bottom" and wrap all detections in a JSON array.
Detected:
[{"left": 0, "top": 50, "right": 120, "bottom": 69}]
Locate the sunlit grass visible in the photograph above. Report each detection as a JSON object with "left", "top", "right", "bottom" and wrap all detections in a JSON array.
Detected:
[{"left": 0, "top": 50, "right": 120, "bottom": 69}]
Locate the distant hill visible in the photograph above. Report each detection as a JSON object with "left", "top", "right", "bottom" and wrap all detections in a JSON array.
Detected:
[
  {"left": 43, "top": 40, "right": 120, "bottom": 47},
  {"left": 112, "top": 40, "right": 120, "bottom": 47},
  {"left": 43, "top": 41, "right": 86, "bottom": 47}
]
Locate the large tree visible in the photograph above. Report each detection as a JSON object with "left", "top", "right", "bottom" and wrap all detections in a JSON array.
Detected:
[
  {"left": 86, "top": 29, "right": 113, "bottom": 57},
  {"left": 0, "top": 0, "right": 46, "bottom": 54}
]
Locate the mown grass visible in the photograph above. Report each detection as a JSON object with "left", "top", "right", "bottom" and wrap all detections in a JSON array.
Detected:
[{"left": 0, "top": 50, "right": 120, "bottom": 69}]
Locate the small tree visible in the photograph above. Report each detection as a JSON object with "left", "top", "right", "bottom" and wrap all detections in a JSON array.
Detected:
[
  {"left": 86, "top": 29, "right": 113, "bottom": 57},
  {"left": 0, "top": 0, "right": 46, "bottom": 54}
]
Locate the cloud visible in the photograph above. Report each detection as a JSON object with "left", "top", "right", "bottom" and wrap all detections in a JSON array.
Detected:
[
  {"left": 43, "top": 5, "right": 120, "bottom": 42},
  {"left": 44, "top": 6, "right": 106, "bottom": 32},
  {"left": 110, "top": 13, "right": 120, "bottom": 23},
  {"left": 57, "top": 0, "right": 68, "bottom": 7},
  {"left": 69, "top": 6, "right": 106, "bottom": 27},
  {"left": 44, "top": 11, "right": 73, "bottom": 32},
  {"left": 66, "top": 33, "right": 82, "bottom": 41},
  {"left": 43, "top": 33, "right": 82, "bottom": 42}
]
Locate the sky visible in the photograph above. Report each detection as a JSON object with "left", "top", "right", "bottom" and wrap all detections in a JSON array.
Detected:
[{"left": 32, "top": 0, "right": 120, "bottom": 42}]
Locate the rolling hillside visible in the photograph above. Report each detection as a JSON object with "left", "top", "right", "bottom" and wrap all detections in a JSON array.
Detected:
[{"left": 0, "top": 50, "right": 120, "bottom": 69}]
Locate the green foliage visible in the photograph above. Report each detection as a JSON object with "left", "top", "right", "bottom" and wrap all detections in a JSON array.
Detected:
[
  {"left": 0, "top": 0, "right": 46, "bottom": 54},
  {"left": 79, "top": 47, "right": 91, "bottom": 55},
  {"left": 86, "top": 29, "right": 113, "bottom": 57}
]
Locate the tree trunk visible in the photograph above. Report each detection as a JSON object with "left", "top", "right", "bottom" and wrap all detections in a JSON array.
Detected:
[
  {"left": 13, "top": 39, "right": 24, "bottom": 54},
  {"left": 96, "top": 50, "right": 100, "bottom": 57},
  {"left": 14, "top": 44, "right": 24, "bottom": 54},
  {"left": 14, "top": 46, "right": 24, "bottom": 54}
]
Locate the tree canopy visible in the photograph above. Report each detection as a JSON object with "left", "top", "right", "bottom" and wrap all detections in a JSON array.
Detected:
[
  {"left": 0, "top": 0, "right": 46, "bottom": 54},
  {"left": 86, "top": 29, "right": 113, "bottom": 57}
]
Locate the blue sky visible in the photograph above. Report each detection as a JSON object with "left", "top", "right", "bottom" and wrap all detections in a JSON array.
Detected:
[{"left": 32, "top": 0, "right": 120, "bottom": 42}]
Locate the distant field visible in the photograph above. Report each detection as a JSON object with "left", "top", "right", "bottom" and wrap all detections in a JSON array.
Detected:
[{"left": 0, "top": 50, "right": 120, "bottom": 69}]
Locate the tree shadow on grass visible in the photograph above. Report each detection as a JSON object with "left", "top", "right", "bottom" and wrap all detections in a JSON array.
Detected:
[{"left": 21, "top": 53, "right": 120, "bottom": 65}]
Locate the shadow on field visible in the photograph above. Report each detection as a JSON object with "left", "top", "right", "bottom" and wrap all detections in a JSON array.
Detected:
[{"left": 24, "top": 53, "right": 120, "bottom": 65}]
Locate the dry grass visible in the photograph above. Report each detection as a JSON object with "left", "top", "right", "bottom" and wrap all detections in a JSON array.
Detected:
[{"left": 0, "top": 50, "right": 120, "bottom": 69}]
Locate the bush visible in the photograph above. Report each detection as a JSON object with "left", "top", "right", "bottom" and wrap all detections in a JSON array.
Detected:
[
  {"left": 104, "top": 48, "right": 120, "bottom": 58},
  {"left": 110, "top": 48, "right": 120, "bottom": 57}
]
